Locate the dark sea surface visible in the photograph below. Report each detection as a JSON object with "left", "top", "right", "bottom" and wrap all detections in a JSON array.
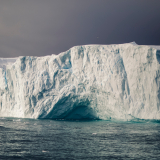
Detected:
[{"left": 0, "top": 118, "right": 160, "bottom": 160}]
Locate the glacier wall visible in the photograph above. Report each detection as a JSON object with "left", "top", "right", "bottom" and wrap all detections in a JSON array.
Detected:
[{"left": 0, "top": 43, "right": 160, "bottom": 120}]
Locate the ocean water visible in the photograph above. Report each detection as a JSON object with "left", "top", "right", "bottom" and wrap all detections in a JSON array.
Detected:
[{"left": 0, "top": 118, "right": 160, "bottom": 160}]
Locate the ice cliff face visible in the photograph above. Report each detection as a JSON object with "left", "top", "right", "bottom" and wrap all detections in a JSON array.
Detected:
[{"left": 0, "top": 43, "right": 160, "bottom": 120}]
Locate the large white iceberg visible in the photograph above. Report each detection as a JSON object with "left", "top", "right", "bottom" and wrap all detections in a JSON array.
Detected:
[{"left": 0, "top": 43, "right": 160, "bottom": 120}]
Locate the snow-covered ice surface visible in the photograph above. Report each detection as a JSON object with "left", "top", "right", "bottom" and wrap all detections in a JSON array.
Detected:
[{"left": 0, "top": 43, "right": 160, "bottom": 120}]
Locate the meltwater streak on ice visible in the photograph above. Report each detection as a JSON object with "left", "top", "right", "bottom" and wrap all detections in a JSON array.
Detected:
[{"left": 0, "top": 43, "right": 160, "bottom": 120}]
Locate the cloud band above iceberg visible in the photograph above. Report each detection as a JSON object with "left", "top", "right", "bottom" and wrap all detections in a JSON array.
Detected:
[{"left": 0, "top": 0, "right": 160, "bottom": 58}]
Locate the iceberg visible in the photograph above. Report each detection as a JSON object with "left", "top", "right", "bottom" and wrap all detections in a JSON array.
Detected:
[{"left": 0, "top": 43, "right": 160, "bottom": 120}]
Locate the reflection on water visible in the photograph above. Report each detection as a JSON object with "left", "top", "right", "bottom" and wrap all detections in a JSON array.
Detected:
[{"left": 0, "top": 118, "right": 160, "bottom": 160}]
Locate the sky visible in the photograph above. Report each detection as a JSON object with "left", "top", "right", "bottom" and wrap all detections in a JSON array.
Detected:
[{"left": 0, "top": 0, "right": 160, "bottom": 58}]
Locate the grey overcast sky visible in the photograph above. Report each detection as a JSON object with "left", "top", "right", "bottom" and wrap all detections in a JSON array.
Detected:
[{"left": 0, "top": 0, "right": 160, "bottom": 58}]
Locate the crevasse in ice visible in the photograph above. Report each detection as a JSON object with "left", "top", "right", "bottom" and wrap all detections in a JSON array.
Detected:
[{"left": 0, "top": 43, "right": 160, "bottom": 120}]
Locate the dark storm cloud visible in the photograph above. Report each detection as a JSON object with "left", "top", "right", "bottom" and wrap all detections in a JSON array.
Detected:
[{"left": 0, "top": 0, "right": 160, "bottom": 58}]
